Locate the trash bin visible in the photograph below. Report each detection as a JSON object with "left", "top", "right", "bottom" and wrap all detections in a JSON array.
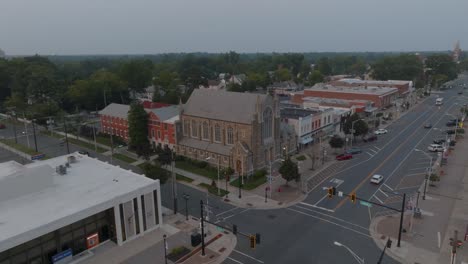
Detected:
[
  {"left": 413, "top": 208, "right": 422, "bottom": 218},
  {"left": 191, "top": 233, "right": 201, "bottom": 247}
]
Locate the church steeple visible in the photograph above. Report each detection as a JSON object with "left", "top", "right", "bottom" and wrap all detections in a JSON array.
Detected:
[{"left": 453, "top": 40, "right": 462, "bottom": 62}]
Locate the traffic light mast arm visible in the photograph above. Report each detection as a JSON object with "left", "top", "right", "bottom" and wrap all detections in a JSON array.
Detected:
[{"left": 328, "top": 189, "right": 401, "bottom": 212}]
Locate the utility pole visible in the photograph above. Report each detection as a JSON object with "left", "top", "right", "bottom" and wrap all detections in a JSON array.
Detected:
[
  {"left": 377, "top": 239, "right": 392, "bottom": 264},
  {"left": 200, "top": 200, "right": 206, "bottom": 256},
  {"left": 32, "top": 119, "right": 38, "bottom": 152},
  {"left": 23, "top": 112, "right": 30, "bottom": 148},
  {"left": 63, "top": 119, "right": 70, "bottom": 154},
  {"left": 110, "top": 130, "right": 114, "bottom": 164},
  {"left": 171, "top": 151, "right": 178, "bottom": 214},
  {"left": 397, "top": 193, "right": 406, "bottom": 247},
  {"left": 11, "top": 113, "right": 17, "bottom": 144}
]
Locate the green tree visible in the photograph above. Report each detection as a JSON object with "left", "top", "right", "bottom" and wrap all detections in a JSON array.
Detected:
[
  {"left": 156, "top": 145, "right": 173, "bottom": 166},
  {"left": 119, "top": 59, "right": 154, "bottom": 94},
  {"left": 329, "top": 136, "right": 344, "bottom": 149},
  {"left": 143, "top": 162, "right": 169, "bottom": 184},
  {"left": 371, "top": 54, "right": 423, "bottom": 81},
  {"left": 274, "top": 68, "right": 292, "bottom": 82},
  {"left": 317, "top": 57, "right": 332, "bottom": 76},
  {"left": 353, "top": 119, "right": 369, "bottom": 137},
  {"left": 307, "top": 70, "right": 324, "bottom": 86},
  {"left": 343, "top": 113, "right": 368, "bottom": 136},
  {"left": 278, "top": 158, "right": 300, "bottom": 185},
  {"left": 128, "top": 102, "right": 151, "bottom": 159},
  {"left": 426, "top": 54, "right": 457, "bottom": 81}
]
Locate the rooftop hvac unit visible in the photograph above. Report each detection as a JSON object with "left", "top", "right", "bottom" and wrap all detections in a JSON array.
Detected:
[{"left": 56, "top": 165, "right": 67, "bottom": 175}]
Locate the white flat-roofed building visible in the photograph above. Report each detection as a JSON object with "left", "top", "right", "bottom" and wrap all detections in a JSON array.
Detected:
[{"left": 0, "top": 153, "right": 162, "bottom": 264}]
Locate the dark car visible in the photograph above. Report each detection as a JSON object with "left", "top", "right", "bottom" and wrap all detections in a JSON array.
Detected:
[
  {"left": 446, "top": 130, "right": 456, "bottom": 135},
  {"left": 346, "top": 148, "right": 362, "bottom": 154},
  {"left": 78, "top": 150, "right": 90, "bottom": 156},
  {"left": 458, "top": 91, "right": 463, "bottom": 95},
  {"left": 433, "top": 139, "right": 446, "bottom": 145},
  {"left": 449, "top": 140, "right": 456, "bottom": 146},
  {"left": 0, "top": 123, "right": 5, "bottom": 129},
  {"left": 446, "top": 121, "right": 457, "bottom": 127},
  {"left": 336, "top": 153, "right": 353, "bottom": 161},
  {"left": 423, "top": 123, "right": 432, "bottom": 129},
  {"left": 363, "top": 135, "right": 378, "bottom": 142}
]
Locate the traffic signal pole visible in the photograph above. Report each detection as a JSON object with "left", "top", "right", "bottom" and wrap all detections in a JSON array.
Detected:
[{"left": 397, "top": 193, "right": 406, "bottom": 247}]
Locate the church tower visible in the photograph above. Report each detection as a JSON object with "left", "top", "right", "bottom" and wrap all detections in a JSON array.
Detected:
[{"left": 452, "top": 40, "right": 462, "bottom": 63}]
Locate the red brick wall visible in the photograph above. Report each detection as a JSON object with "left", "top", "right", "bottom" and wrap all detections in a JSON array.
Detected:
[
  {"left": 303, "top": 90, "right": 392, "bottom": 108},
  {"left": 100, "top": 115, "right": 129, "bottom": 141},
  {"left": 148, "top": 113, "right": 176, "bottom": 147}
]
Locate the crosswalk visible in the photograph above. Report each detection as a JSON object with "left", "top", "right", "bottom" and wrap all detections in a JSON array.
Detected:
[{"left": 305, "top": 161, "right": 349, "bottom": 193}]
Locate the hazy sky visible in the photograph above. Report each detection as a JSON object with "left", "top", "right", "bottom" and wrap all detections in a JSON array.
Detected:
[{"left": 1, "top": 0, "right": 467, "bottom": 55}]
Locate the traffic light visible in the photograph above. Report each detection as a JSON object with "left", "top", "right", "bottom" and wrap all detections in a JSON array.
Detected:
[
  {"left": 256, "top": 233, "right": 261, "bottom": 245},
  {"left": 327, "top": 187, "right": 333, "bottom": 198},
  {"left": 332, "top": 187, "right": 336, "bottom": 195},
  {"left": 233, "top": 224, "right": 237, "bottom": 235},
  {"left": 386, "top": 239, "right": 392, "bottom": 248},
  {"left": 250, "top": 235, "right": 256, "bottom": 249},
  {"left": 350, "top": 192, "right": 357, "bottom": 204}
]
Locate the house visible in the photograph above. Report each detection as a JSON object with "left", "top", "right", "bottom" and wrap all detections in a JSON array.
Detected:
[
  {"left": 228, "top": 74, "right": 247, "bottom": 85},
  {"left": 199, "top": 80, "right": 226, "bottom": 91},
  {"left": 176, "top": 90, "right": 281, "bottom": 176}
]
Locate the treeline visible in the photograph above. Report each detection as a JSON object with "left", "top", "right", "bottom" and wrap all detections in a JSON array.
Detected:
[{"left": 0, "top": 51, "right": 464, "bottom": 121}]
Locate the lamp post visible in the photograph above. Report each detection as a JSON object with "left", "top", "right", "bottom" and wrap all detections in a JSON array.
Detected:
[
  {"left": 414, "top": 149, "right": 433, "bottom": 200},
  {"left": 206, "top": 156, "right": 221, "bottom": 196},
  {"left": 182, "top": 193, "right": 190, "bottom": 220},
  {"left": 163, "top": 234, "right": 168, "bottom": 264},
  {"left": 333, "top": 241, "right": 365, "bottom": 264}
]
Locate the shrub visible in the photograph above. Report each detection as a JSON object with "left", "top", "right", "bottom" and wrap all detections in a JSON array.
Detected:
[{"left": 254, "top": 169, "right": 267, "bottom": 178}]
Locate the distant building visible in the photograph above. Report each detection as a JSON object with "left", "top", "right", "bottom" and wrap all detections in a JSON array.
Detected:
[
  {"left": 0, "top": 153, "right": 162, "bottom": 263},
  {"left": 176, "top": 90, "right": 281, "bottom": 175},
  {"left": 453, "top": 40, "right": 462, "bottom": 62},
  {"left": 199, "top": 80, "right": 226, "bottom": 90},
  {"left": 228, "top": 74, "right": 247, "bottom": 85},
  {"left": 330, "top": 78, "right": 412, "bottom": 96},
  {"left": 267, "top": 81, "right": 302, "bottom": 96}
]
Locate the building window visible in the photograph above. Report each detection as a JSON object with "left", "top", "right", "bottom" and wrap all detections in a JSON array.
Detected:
[
  {"left": 202, "top": 121, "right": 209, "bottom": 140},
  {"left": 158, "top": 131, "right": 161, "bottom": 139},
  {"left": 151, "top": 130, "right": 155, "bottom": 138},
  {"left": 183, "top": 120, "right": 189, "bottom": 136},
  {"left": 214, "top": 124, "right": 221, "bottom": 142},
  {"left": 262, "top": 108, "right": 273, "bottom": 140},
  {"left": 163, "top": 123, "right": 168, "bottom": 130},
  {"left": 191, "top": 120, "right": 198, "bottom": 138},
  {"left": 328, "top": 116, "right": 331, "bottom": 124},
  {"left": 227, "top": 126, "right": 234, "bottom": 145}
]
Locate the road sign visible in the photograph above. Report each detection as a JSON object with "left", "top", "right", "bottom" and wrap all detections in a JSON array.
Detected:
[
  {"left": 338, "top": 191, "right": 343, "bottom": 197},
  {"left": 31, "top": 153, "right": 45, "bottom": 161},
  {"left": 216, "top": 226, "right": 224, "bottom": 232},
  {"left": 359, "top": 201, "right": 372, "bottom": 207}
]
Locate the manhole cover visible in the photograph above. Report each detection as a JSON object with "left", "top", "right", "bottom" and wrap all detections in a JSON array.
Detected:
[{"left": 267, "top": 214, "right": 277, "bottom": 219}]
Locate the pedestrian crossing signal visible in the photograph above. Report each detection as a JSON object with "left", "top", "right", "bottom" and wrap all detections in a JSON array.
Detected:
[
  {"left": 250, "top": 235, "right": 256, "bottom": 249},
  {"left": 327, "top": 187, "right": 333, "bottom": 198},
  {"left": 350, "top": 193, "right": 357, "bottom": 204}
]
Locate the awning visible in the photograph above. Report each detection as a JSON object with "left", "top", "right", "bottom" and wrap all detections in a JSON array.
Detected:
[{"left": 300, "top": 137, "right": 313, "bottom": 145}]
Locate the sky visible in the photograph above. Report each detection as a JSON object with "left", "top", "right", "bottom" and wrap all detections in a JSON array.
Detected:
[{"left": 1, "top": 0, "right": 467, "bottom": 55}]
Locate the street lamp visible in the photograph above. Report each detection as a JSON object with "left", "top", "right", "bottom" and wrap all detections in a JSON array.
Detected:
[
  {"left": 414, "top": 149, "right": 433, "bottom": 200},
  {"left": 333, "top": 241, "right": 365, "bottom": 264},
  {"left": 206, "top": 156, "right": 221, "bottom": 196}
]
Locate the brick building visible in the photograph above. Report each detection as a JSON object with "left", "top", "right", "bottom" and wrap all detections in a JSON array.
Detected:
[
  {"left": 330, "top": 78, "right": 412, "bottom": 96},
  {"left": 176, "top": 89, "right": 281, "bottom": 176},
  {"left": 99, "top": 103, "right": 179, "bottom": 149}
]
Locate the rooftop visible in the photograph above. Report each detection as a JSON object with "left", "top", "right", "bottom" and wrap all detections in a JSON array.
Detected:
[
  {"left": 148, "top": 105, "right": 180, "bottom": 122},
  {"left": 335, "top": 78, "right": 411, "bottom": 86},
  {"left": 306, "top": 84, "right": 398, "bottom": 96},
  {"left": 281, "top": 107, "right": 319, "bottom": 119},
  {"left": 99, "top": 103, "right": 130, "bottom": 119},
  {"left": 0, "top": 153, "right": 158, "bottom": 252}
]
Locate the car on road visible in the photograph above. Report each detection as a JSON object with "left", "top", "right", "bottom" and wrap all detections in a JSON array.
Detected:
[
  {"left": 374, "top": 129, "right": 388, "bottom": 135},
  {"left": 458, "top": 91, "right": 463, "bottom": 95},
  {"left": 345, "top": 147, "right": 362, "bottom": 154},
  {"left": 78, "top": 150, "right": 90, "bottom": 156},
  {"left": 0, "top": 123, "right": 5, "bottom": 129},
  {"left": 423, "top": 123, "right": 432, "bottom": 129},
  {"left": 446, "top": 121, "right": 457, "bottom": 127},
  {"left": 370, "top": 174, "right": 384, "bottom": 184},
  {"left": 363, "top": 135, "right": 378, "bottom": 142},
  {"left": 428, "top": 144, "right": 444, "bottom": 152},
  {"left": 433, "top": 139, "right": 446, "bottom": 145},
  {"left": 336, "top": 153, "right": 353, "bottom": 161}
]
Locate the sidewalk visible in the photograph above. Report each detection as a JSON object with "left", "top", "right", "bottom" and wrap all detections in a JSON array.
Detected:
[
  {"left": 80, "top": 207, "right": 237, "bottom": 264},
  {"left": 370, "top": 132, "right": 468, "bottom": 264}
]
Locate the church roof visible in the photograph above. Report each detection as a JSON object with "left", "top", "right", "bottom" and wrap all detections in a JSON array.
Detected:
[{"left": 183, "top": 89, "right": 269, "bottom": 124}]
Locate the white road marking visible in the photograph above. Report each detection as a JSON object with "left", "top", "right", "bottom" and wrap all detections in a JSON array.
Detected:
[
  {"left": 299, "top": 202, "right": 335, "bottom": 213},
  {"left": 368, "top": 206, "right": 372, "bottom": 222},
  {"left": 379, "top": 189, "right": 389, "bottom": 197},
  {"left": 286, "top": 208, "right": 371, "bottom": 238},
  {"left": 383, "top": 184, "right": 394, "bottom": 191},
  {"left": 233, "top": 250, "right": 265, "bottom": 263},
  {"left": 396, "top": 185, "right": 421, "bottom": 190},
  {"left": 223, "top": 209, "right": 250, "bottom": 220},
  {"left": 216, "top": 207, "right": 239, "bottom": 217},
  {"left": 404, "top": 172, "right": 425, "bottom": 177},
  {"left": 409, "top": 167, "right": 429, "bottom": 171},
  {"left": 293, "top": 205, "right": 368, "bottom": 231},
  {"left": 374, "top": 146, "right": 381, "bottom": 150},
  {"left": 366, "top": 152, "right": 374, "bottom": 157},
  {"left": 227, "top": 257, "right": 244, "bottom": 264},
  {"left": 368, "top": 149, "right": 378, "bottom": 154},
  {"left": 438, "top": 232, "right": 441, "bottom": 248},
  {"left": 373, "top": 195, "right": 384, "bottom": 204}
]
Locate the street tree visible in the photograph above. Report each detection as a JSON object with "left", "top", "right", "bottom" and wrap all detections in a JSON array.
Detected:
[
  {"left": 278, "top": 158, "right": 300, "bottom": 185},
  {"left": 119, "top": 59, "right": 154, "bottom": 94},
  {"left": 156, "top": 145, "right": 173, "bottom": 166},
  {"left": 329, "top": 136, "right": 344, "bottom": 150},
  {"left": 143, "top": 162, "right": 169, "bottom": 184},
  {"left": 353, "top": 119, "right": 369, "bottom": 137},
  {"left": 128, "top": 102, "right": 151, "bottom": 159}
]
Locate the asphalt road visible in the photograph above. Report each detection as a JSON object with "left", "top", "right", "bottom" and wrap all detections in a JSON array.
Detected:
[{"left": 1, "top": 76, "right": 468, "bottom": 263}]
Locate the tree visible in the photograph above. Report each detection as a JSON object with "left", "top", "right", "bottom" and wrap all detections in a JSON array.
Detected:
[
  {"left": 128, "top": 102, "right": 151, "bottom": 159},
  {"left": 329, "top": 136, "right": 344, "bottom": 150},
  {"left": 426, "top": 54, "right": 457, "bottom": 81},
  {"left": 143, "top": 162, "right": 169, "bottom": 184},
  {"left": 274, "top": 68, "right": 292, "bottom": 82},
  {"left": 307, "top": 70, "right": 324, "bottom": 86},
  {"left": 119, "top": 59, "right": 154, "bottom": 94},
  {"left": 316, "top": 57, "right": 332, "bottom": 76},
  {"left": 278, "top": 158, "right": 300, "bottom": 185},
  {"left": 156, "top": 145, "right": 173, "bottom": 166},
  {"left": 371, "top": 54, "right": 423, "bottom": 81},
  {"left": 353, "top": 119, "right": 369, "bottom": 137}
]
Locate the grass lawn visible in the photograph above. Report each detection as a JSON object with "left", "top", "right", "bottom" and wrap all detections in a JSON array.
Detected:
[
  {"left": 198, "top": 183, "right": 229, "bottom": 196},
  {"left": 138, "top": 162, "right": 194, "bottom": 183},
  {"left": 112, "top": 153, "right": 137, "bottom": 163},
  {"left": 0, "top": 138, "right": 40, "bottom": 156},
  {"left": 230, "top": 174, "right": 267, "bottom": 190},
  {"left": 295, "top": 155, "right": 306, "bottom": 161},
  {"left": 175, "top": 160, "right": 219, "bottom": 179},
  {"left": 40, "top": 131, "right": 107, "bottom": 153}
]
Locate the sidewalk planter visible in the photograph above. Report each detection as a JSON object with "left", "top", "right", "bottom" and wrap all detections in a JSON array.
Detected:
[
  {"left": 429, "top": 173, "right": 440, "bottom": 187},
  {"left": 167, "top": 246, "right": 191, "bottom": 262}
]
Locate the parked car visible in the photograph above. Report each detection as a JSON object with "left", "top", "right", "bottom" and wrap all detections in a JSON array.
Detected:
[
  {"left": 446, "top": 129, "right": 456, "bottom": 135},
  {"left": 0, "top": 123, "right": 5, "bottom": 129},
  {"left": 446, "top": 121, "right": 457, "bottom": 127},
  {"left": 78, "top": 150, "right": 90, "bottom": 156},
  {"left": 423, "top": 123, "right": 432, "bottom": 129},
  {"left": 374, "top": 129, "right": 388, "bottom": 135},
  {"left": 458, "top": 91, "right": 463, "bottom": 95},
  {"left": 363, "top": 135, "right": 378, "bottom": 142},
  {"left": 449, "top": 140, "right": 456, "bottom": 146},
  {"left": 428, "top": 144, "right": 444, "bottom": 152},
  {"left": 433, "top": 139, "right": 446, "bottom": 145},
  {"left": 346, "top": 148, "right": 362, "bottom": 154},
  {"left": 336, "top": 154, "right": 353, "bottom": 161},
  {"left": 370, "top": 174, "right": 384, "bottom": 184}
]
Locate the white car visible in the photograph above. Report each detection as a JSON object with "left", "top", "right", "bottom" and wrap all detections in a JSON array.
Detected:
[
  {"left": 370, "top": 174, "right": 384, "bottom": 184},
  {"left": 427, "top": 144, "right": 444, "bottom": 152},
  {"left": 374, "top": 129, "right": 388, "bottom": 135}
]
